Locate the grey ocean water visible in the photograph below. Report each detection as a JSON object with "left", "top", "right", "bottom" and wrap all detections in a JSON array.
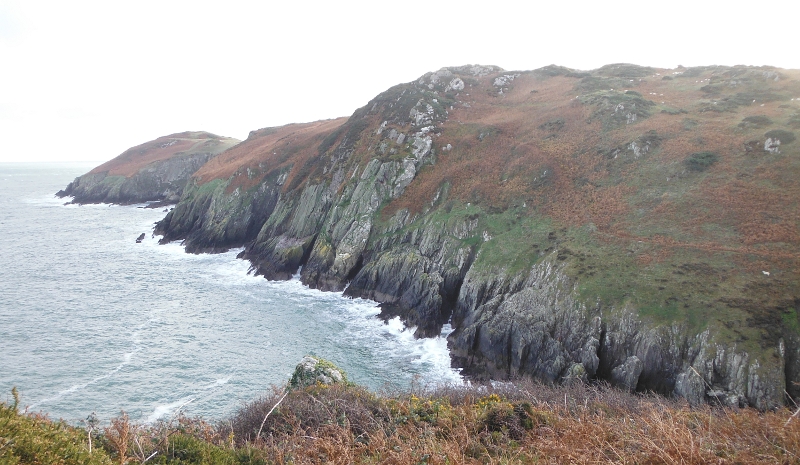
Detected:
[{"left": 0, "top": 163, "right": 461, "bottom": 424}]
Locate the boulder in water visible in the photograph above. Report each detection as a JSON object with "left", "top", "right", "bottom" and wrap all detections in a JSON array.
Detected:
[{"left": 136, "top": 233, "right": 145, "bottom": 243}]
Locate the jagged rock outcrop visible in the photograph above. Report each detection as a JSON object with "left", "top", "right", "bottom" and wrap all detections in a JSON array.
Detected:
[
  {"left": 450, "top": 255, "right": 791, "bottom": 409},
  {"left": 344, "top": 209, "right": 478, "bottom": 337},
  {"left": 450, "top": 257, "right": 602, "bottom": 384},
  {"left": 80, "top": 64, "right": 800, "bottom": 409},
  {"left": 155, "top": 174, "right": 285, "bottom": 253},
  {"left": 57, "top": 132, "right": 239, "bottom": 205}
]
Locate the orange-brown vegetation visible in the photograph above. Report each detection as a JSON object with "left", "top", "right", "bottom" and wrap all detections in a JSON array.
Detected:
[
  {"left": 6, "top": 380, "right": 799, "bottom": 464},
  {"left": 88, "top": 381, "right": 800, "bottom": 464},
  {"left": 389, "top": 75, "right": 614, "bottom": 219},
  {"left": 383, "top": 67, "right": 799, "bottom": 269},
  {"left": 89, "top": 131, "right": 236, "bottom": 177},
  {"left": 192, "top": 118, "right": 347, "bottom": 193}
]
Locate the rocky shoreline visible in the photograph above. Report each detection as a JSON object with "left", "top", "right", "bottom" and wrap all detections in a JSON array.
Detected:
[{"left": 60, "top": 64, "right": 800, "bottom": 409}]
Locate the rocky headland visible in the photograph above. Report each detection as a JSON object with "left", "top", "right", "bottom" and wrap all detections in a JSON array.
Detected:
[
  {"left": 61, "top": 64, "right": 800, "bottom": 409},
  {"left": 56, "top": 131, "right": 240, "bottom": 204}
]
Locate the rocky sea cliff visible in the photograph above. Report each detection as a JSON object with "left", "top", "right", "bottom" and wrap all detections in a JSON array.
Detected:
[{"left": 62, "top": 64, "right": 800, "bottom": 409}]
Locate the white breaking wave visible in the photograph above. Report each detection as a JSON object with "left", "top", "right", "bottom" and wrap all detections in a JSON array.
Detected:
[
  {"left": 191, "top": 249, "right": 465, "bottom": 387},
  {"left": 146, "top": 396, "right": 195, "bottom": 424},
  {"left": 145, "top": 376, "right": 232, "bottom": 424}
]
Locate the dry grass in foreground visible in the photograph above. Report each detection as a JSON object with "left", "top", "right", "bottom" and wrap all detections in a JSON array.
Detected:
[
  {"left": 3, "top": 381, "right": 799, "bottom": 464},
  {"left": 219, "top": 380, "right": 800, "bottom": 464}
]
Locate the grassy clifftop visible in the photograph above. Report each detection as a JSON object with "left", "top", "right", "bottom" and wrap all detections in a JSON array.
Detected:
[
  {"left": 191, "top": 119, "right": 348, "bottom": 192},
  {"left": 424, "top": 64, "right": 798, "bottom": 365}
]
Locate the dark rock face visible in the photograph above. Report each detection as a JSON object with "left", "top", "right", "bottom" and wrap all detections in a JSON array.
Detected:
[
  {"left": 58, "top": 152, "right": 218, "bottom": 205},
  {"left": 136, "top": 233, "right": 145, "bottom": 243},
  {"left": 155, "top": 176, "right": 283, "bottom": 253},
  {"left": 449, "top": 262, "right": 601, "bottom": 383},
  {"left": 142, "top": 65, "right": 799, "bottom": 409},
  {"left": 447, "top": 257, "right": 789, "bottom": 410}
]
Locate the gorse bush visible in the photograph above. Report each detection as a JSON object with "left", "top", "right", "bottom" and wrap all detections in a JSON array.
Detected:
[
  {"left": 473, "top": 394, "right": 533, "bottom": 440},
  {"left": 224, "top": 383, "right": 389, "bottom": 444},
  {"left": 739, "top": 115, "right": 773, "bottom": 128},
  {"left": 685, "top": 151, "right": 719, "bottom": 171},
  {"left": 765, "top": 129, "right": 796, "bottom": 144},
  {"left": 0, "top": 388, "right": 113, "bottom": 465}
]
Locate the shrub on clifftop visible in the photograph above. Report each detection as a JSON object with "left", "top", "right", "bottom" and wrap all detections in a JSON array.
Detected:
[{"left": 684, "top": 151, "right": 719, "bottom": 171}]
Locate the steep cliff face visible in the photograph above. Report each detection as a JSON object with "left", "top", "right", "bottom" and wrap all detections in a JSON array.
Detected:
[
  {"left": 57, "top": 132, "right": 240, "bottom": 204},
  {"left": 154, "top": 120, "right": 349, "bottom": 254},
  {"left": 146, "top": 64, "right": 799, "bottom": 408},
  {"left": 450, "top": 254, "right": 791, "bottom": 409}
]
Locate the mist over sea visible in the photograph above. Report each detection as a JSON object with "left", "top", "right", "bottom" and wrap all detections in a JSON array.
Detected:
[{"left": 0, "top": 163, "right": 461, "bottom": 424}]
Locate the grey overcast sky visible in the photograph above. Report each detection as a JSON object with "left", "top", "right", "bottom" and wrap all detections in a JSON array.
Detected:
[{"left": 1, "top": 0, "right": 797, "bottom": 163}]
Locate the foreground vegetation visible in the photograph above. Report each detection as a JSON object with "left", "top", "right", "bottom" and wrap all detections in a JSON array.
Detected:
[{"left": 3, "top": 380, "right": 800, "bottom": 464}]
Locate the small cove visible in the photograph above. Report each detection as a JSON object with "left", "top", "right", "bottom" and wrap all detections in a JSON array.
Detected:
[{"left": 0, "top": 162, "right": 461, "bottom": 424}]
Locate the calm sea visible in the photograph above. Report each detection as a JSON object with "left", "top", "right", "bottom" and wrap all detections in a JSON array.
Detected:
[{"left": 0, "top": 162, "right": 461, "bottom": 424}]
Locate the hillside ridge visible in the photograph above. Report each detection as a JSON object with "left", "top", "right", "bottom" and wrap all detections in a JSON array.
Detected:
[
  {"left": 63, "top": 63, "right": 800, "bottom": 408},
  {"left": 56, "top": 131, "right": 240, "bottom": 204}
]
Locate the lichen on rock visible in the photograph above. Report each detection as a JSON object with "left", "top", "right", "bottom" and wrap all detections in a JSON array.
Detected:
[{"left": 289, "top": 356, "right": 347, "bottom": 389}]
